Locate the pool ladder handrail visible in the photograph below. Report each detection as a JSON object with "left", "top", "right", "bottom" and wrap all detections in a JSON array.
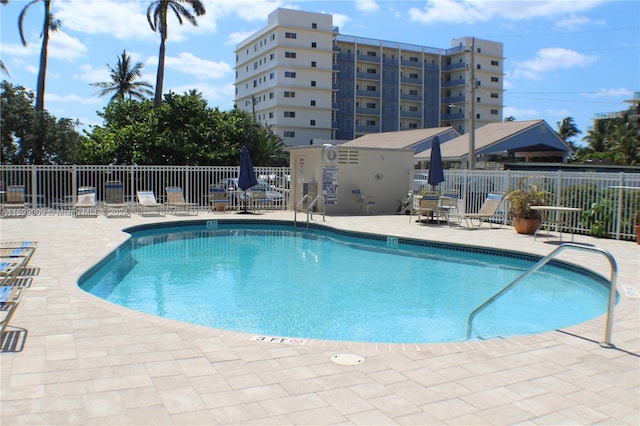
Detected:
[
  {"left": 294, "top": 194, "right": 326, "bottom": 230},
  {"left": 466, "top": 243, "right": 618, "bottom": 348}
]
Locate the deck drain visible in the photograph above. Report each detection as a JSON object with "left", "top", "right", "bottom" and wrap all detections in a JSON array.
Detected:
[{"left": 331, "top": 354, "right": 365, "bottom": 365}]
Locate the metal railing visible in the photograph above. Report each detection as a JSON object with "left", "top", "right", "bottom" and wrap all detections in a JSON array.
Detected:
[
  {"left": 0, "top": 164, "right": 291, "bottom": 213},
  {"left": 293, "top": 194, "right": 326, "bottom": 230},
  {"left": 466, "top": 243, "right": 618, "bottom": 348}
]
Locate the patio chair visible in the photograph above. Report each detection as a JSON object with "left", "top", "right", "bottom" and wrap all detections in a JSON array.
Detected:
[
  {"left": 0, "top": 285, "right": 25, "bottom": 336},
  {"left": 103, "top": 181, "right": 131, "bottom": 217},
  {"left": 1, "top": 185, "right": 27, "bottom": 217},
  {"left": 136, "top": 191, "right": 164, "bottom": 216},
  {"left": 415, "top": 194, "right": 447, "bottom": 224},
  {"left": 249, "top": 189, "right": 272, "bottom": 213},
  {"left": 352, "top": 188, "right": 375, "bottom": 215},
  {"left": 73, "top": 186, "right": 99, "bottom": 217},
  {"left": 439, "top": 192, "right": 459, "bottom": 218},
  {"left": 208, "top": 185, "right": 230, "bottom": 213},
  {"left": 165, "top": 187, "right": 197, "bottom": 215},
  {"left": 449, "top": 192, "right": 505, "bottom": 230}
]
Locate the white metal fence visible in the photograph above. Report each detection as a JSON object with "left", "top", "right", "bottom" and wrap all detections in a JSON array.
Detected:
[
  {"left": 1, "top": 165, "right": 638, "bottom": 241},
  {"left": 0, "top": 165, "right": 291, "bottom": 213},
  {"left": 413, "top": 169, "right": 640, "bottom": 241}
]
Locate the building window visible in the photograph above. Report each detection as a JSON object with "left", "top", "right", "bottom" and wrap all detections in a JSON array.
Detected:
[
  {"left": 367, "top": 51, "right": 377, "bottom": 57},
  {"left": 269, "top": 112, "right": 274, "bottom": 118},
  {"left": 409, "top": 123, "right": 418, "bottom": 129},
  {"left": 311, "top": 42, "right": 317, "bottom": 48},
  {"left": 476, "top": 64, "right": 481, "bottom": 70},
  {"left": 269, "top": 92, "right": 274, "bottom": 99},
  {"left": 284, "top": 91, "right": 295, "bottom": 98},
  {"left": 366, "top": 102, "right": 376, "bottom": 108},
  {"left": 311, "top": 61, "right": 317, "bottom": 67},
  {"left": 284, "top": 111, "right": 296, "bottom": 118},
  {"left": 285, "top": 32, "right": 296, "bottom": 39},
  {"left": 409, "top": 106, "right": 418, "bottom": 112},
  {"left": 310, "top": 100, "right": 316, "bottom": 106},
  {"left": 284, "top": 131, "right": 295, "bottom": 137},
  {"left": 271, "top": 34, "right": 275, "bottom": 41},
  {"left": 409, "top": 56, "right": 418, "bottom": 62},
  {"left": 366, "top": 120, "right": 376, "bottom": 126},
  {"left": 491, "top": 109, "right": 499, "bottom": 115},
  {"left": 285, "top": 51, "right": 296, "bottom": 58},
  {"left": 409, "top": 89, "right": 418, "bottom": 96},
  {"left": 409, "top": 73, "right": 418, "bottom": 79},
  {"left": 311, "top": 81, "right": 316, "bottom": 87},
  {"left": 312, "top": 23, "right": 317, "bottom": 29},
  {"left": 310, "top": 120, "right": 316, "bottom": 126},
  {"left": 491, "top": 60, "right": 499, "bottom": 66},
  {"left": 367, "top": 68, "right": 377, "bottom": 74},
  {"left": 366, "top": 85, "right": 377, "bottom": 91},
  {"left": 270, "top": 53, "right": 274, "bottom": 60},
  {"left": 285, "top": 71, "right": 296, "bottom": 78},
  {"left": 490, "top": 92, "right": 499, "bottom": 98},
  {"left": 270, "top": 72, "right": 274, "bottom": 80},
  {"left": 491, "top": 76, "right": 499, "bottom": 82}
]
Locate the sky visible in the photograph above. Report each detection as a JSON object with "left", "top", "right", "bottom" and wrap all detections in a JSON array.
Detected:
[{"left": 1, "top": 0, "right": 638, "bottom": 146}]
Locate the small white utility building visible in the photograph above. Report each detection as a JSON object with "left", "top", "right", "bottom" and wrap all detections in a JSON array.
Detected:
[{"left": 287, "top": 144, "right": 414, "bottom": 215}]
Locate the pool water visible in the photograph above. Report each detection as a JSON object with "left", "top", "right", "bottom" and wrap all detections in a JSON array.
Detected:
[{"left": 79, "top": 221, "right": 612, "bottom": 343}]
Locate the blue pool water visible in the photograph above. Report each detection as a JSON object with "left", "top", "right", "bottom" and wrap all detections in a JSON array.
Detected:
[{"left": 79, "top": 221, "right": 612, "bottom": 343}]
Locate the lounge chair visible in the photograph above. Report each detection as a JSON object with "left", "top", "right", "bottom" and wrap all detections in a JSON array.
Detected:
[
  {"left": 352, "top": 188, "right": 375, "bottom": 215},
  {"left": 136, "top": 191, "right": 164, "bottom": 216},
  {"left": 73, "top": 186, "right": 99, "bottom": 217},
  {"left": 103, "top": 181, "right": 131, "bottom": 217},
  {"left": 449, "top": 192, "right": 505, "bottom": 230},
  {"left": 1, "top": 185, "right": 27, "bottom": 217},
  {"left": 0, "top": 285, "right": 25, "bottom": 336},
  {"left": 209, "top": 185, "right": 230, "bottom": 213},
  {"left": 165, "top": 187, "right": 197, "bottom": 215}
]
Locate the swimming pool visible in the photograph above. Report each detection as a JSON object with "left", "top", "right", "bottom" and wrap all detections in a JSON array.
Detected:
[{"left": 79, "top": 220, "right": 613, "bottom": 343}]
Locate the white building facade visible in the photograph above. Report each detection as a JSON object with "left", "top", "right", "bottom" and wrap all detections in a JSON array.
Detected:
[{"left": 235, "top": 8, "right": 504, "bottom": 147}]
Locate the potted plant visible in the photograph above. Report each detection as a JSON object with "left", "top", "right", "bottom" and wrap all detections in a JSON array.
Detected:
[{"left": 506, "top": 178, "right": 550, "bottom": 235}]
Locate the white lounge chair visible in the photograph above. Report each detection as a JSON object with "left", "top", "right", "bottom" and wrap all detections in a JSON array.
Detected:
[
  {"left": 103, "top": 181, "right": 131, "bottom": 217},
  {"left": 136, "top": 191, "right": 164, "bottom": 216},
  {"left": 165, "top": 187, "right": 197, "bottom": 215},
  {"left": 450, "top": 193, "right": 505, "bottom": 230},
  {"left": 73, "top": 186, "right": 99, "bottom": 217}
]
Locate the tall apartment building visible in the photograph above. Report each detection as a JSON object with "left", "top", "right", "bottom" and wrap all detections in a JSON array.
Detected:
[{"left": 235, "top": 8, "right": 504, "bottom": 146}]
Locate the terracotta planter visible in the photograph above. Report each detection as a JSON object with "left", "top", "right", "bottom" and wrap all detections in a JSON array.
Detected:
[
  {"left": 513, "top": 217, "right": 541, "bottom": 235},
  {"left": 214, "top": 203, "right": 226, "bottom": 212},
  {"left": 636, "top": 225, "right": 640, "bottom": 245}
]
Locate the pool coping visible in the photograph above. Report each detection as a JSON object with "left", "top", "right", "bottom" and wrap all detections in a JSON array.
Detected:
[{"left": 61, "top": 217, "right": 635, "bottom": 354}]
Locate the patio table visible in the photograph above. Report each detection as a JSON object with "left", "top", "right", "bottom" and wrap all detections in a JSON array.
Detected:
[{"left": 531, "top": 205, "right": 582, "bottom": 242}]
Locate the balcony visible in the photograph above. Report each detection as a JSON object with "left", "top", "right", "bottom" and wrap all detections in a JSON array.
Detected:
[
  {"left": 356, "top": 107, "right": 380, "bottom": 115},
  {"left": 442, "top": 112, "right": 465, "bottom": 120},
  {"left": 357, "top": 72, "right": 380, "bottom": 80},
  {"left": 356, "top": 89, "right": 380, "bottom": 98},
  {"left": 442, "top": 79, "right": 466, "bottom": 88},
  {"left": 357, "top": 54, "right": 381, "bottom": 63},
  {"left": 442, "top": 95, "right": 466, "bottom": 105},
  {"left": 442, "top": 62, "right": 467, "bottom": 72},
  {"left": 400, "top": 111, "right": 422, "bottom": 118},
  {"left": 401, "top": 77, "right": 422, "bottom": 85},
  {"left": 400, "top": 59, "right": 422, "bottom": 68},
  {"left": 400, "top": 94, "right": 421, "bottom": 101}
]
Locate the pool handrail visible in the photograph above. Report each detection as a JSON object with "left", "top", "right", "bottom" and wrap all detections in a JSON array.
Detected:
[{"left": 466, "top": 243, "right": 618, "bottom": 348}]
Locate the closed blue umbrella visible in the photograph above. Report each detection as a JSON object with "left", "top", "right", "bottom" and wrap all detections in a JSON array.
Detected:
[
  {"left": 427, "top": 135, "right": 445, "bottom": 187},
  {"left": 238, "top": 146, "right": 258, "bottom": 213}
]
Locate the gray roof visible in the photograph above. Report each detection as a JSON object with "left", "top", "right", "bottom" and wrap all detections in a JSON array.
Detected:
[
  {"left": 341, "top": 127, "right": 455, "bottom": 149},
  {"left": 415, "top": 120, "right": 571, "bottom": 161}
]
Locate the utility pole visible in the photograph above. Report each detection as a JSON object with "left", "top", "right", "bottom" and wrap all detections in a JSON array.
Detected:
[{"left": 469, "top": 37, "right": 476, "bottom": 170}]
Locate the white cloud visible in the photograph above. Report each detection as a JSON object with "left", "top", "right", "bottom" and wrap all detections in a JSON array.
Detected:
[
  {"left": 228, "top": 30, "right": 257, "bottom": 45},
  {"left": 164, "top": 52, "right": 232, "bottom": 80},
  {"left": 46, "top": 92, "right": 101, "bottom": 105},
  {"left": 555, "top": 15, "right": 605, "bottom": 31},
  {"left": 54, "top": 0, "right": 154, "bottom": 41},
  {"left": 169, "top": 82, "right": 235, "bottom": 108},
  {"left": 356, "top": 0, "right": 379, "bottom": 13},
  {"left": 48, "top": 31, "right": 88, "bottom": 61},
  {"left": 512, "top": 48, "right": 597, "bottom": 80},
  {"left": 409, "top": 0, "right": 604, "bottom": 25},
  {"left": 331, "top": 13, "right": 351, "bottom": 29},
  {"left": 584, "top": 87, "right": 633, "bottom": 98},
  {"left": 503, "top": 106, "right": 539, "bottom": 120},
  {"left": 74, "top": 64, "right": 110, "bottom": 84}
]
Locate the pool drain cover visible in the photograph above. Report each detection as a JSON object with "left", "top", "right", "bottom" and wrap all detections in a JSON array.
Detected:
[{"left": 331, "top": 354, "right": 365, "bottom": 365}]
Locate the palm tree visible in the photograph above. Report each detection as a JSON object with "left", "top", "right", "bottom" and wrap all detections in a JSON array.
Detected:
[
  {"left": 0, "top": 61, "right": 9, "bottom": 76},
  {"left": 556, "top": 117, "right": 582, "bottom": 143},
  {"left": 146, "top": 0, "right": 205, "bottom": 108},
  {"left": 18, "top": 0, "right": 60, "bottom": 112},
  {"left": 91, "top": 50, "right": 153, "bottom": 101}
]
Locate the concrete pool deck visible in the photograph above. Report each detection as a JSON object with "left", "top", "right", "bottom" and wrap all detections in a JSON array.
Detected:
[{"left": 1, "top": 211, "right": 638, "bottom": 425}]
